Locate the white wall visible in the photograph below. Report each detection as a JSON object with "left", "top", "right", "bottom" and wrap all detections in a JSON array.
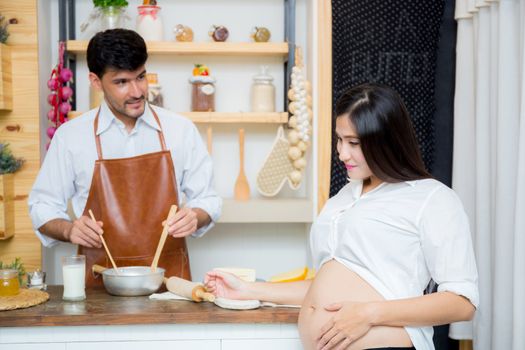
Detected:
[{"left": 37, "top": 0, "right": 315, "bottom": 284}]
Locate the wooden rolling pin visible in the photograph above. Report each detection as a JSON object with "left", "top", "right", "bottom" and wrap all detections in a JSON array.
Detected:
[{"left": 164, "top": 276, "right": 215, "bottom": 302}]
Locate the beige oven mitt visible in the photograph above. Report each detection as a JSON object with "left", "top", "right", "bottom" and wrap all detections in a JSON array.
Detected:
[{"left": 256, "top": 126, "right": 299, "bottom": 196}]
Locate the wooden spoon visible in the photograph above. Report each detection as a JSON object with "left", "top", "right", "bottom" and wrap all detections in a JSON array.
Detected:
[
  {"left": 234, "top": 128, "right": 250, "bottom": 201},
  {"left": 89, "top": 209, "right": 119, "bottom": 274},
  {"left": 207, "top": 125, "right": 212, "bottom": 155},
  {"left": 151, "top": 205, "right": 178, "bottom": 272}
]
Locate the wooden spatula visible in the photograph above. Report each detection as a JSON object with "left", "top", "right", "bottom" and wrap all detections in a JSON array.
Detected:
[
  {"left": 234, "top": 128, "right": 250, "bottom": 201},
  {"left": 207, "top": 125, "right": 213, "bottom": 155},
  {"left": 151, "top": 205, "right": 178, "bottom": 272},
  {"left": 89, "top": 209, "right": 119, "bottom": 274}
]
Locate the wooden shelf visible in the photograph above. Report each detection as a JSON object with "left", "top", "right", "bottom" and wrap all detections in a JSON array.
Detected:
[
  {"left": 219, "top": 198, "right": 313, "bottom": 223},
  {"left": 0, "top": 43, "right": 12, "bottom": 110},
  {"left": 66, "top": 40, "right": 289, "bottom": 57},
  {"left": 68, "top": 111, "right": 288, "bottom": 124},
  {"left": 183, "top": 112, "right": 288, "bottom": 123}
]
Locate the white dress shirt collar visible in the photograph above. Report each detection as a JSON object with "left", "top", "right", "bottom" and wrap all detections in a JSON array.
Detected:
[{"left": 97, "top": 101, "right": 162, "bottom": 136}]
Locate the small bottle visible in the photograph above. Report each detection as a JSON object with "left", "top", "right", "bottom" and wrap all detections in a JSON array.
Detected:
[
  {"left": 209, "top": 25, "right": 229, "bottom": 42},
  {"left": 136, "top": 3, "right": 164, "bottom": 41},
  {"left": 173, "top": 24, "right": 194, "bottom": 42},
  {"left": 250, "top": 27, "right": 271, "bottom": 42},
  {"left": 250, "top": 66, "right": 275, "bottom": 112},
  {"left": 0, "top": 269, "right": 20, "bottom": 297},
  {"left": 147, "top": 73, "right": 164, "bottom": 107}
]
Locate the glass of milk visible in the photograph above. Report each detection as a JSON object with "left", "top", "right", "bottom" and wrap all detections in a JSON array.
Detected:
[{"left": 61, "top": 255, "right": 86, "bottom": 301}]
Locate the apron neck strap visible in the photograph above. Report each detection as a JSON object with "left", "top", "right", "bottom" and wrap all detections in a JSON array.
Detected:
[{"left": 93, "top": 105, "right": 168, "bottom": 160}]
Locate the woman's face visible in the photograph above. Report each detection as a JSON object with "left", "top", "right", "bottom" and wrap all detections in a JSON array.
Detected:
[{"left": 335, "top": 115, "right": 374, "bottom": 181}]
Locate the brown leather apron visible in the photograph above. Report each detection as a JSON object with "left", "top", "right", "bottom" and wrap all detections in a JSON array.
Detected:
[{"left": 79, "top": 107, "right": 191, "bottom": 287}]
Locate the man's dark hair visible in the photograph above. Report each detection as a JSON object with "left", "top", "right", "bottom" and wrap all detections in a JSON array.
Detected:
[
  {"left": 87, "top": 29, "right": 148, "bottom": 78},
  {"left": 335, "top": 83, "right": 431, "bottom": 183}
]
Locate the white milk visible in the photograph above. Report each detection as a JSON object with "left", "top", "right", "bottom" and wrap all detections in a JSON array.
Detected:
[{"left": 62, "top": 264, "right": 86, "bottom": 301}]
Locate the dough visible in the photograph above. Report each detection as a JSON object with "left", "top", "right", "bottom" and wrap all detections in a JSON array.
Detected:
[{"left": 214, "top": 297, "right": 261, "bottom": 310}]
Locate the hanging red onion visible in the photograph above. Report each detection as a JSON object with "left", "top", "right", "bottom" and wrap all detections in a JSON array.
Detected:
[
  {"left": 61, "top": 86, "right": 73, "bottom": 100},
  {"left": 59, "top": 68, "right": 73, "bottom": 83},
  {"left": 58, "top": 102, "right": 71, "bottom": 115},
  {"left": 46, "top": 126, "right": 57, "bottom": 139}
]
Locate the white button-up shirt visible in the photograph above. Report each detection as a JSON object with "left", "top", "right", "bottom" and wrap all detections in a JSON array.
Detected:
[
  {"left": 29, "top": 102, "right": 222, "bottom": 247},
  {"left": 310, "top": 178, "right": 479, "bottom": 350}
]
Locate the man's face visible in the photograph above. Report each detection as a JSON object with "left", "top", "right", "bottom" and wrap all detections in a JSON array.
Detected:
[{"left": 89, "top": 66, "right": 148, "bottom": 125}]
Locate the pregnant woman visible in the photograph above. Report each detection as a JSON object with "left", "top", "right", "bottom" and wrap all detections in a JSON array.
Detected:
[{"left": 205, "top": 83, "right": 479, "bottom": 350}]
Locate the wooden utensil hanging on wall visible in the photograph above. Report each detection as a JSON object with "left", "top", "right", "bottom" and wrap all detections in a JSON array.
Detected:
[
  {"left": 234, "top": 128, "right": 250, "bottom": 201},
  {"left": 207, "top": 125, "right": 212, "bottom": 155}
]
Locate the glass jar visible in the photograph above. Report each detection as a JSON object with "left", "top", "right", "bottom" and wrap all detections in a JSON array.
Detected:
[
  {"left": 0, "top": 269, "right": 20, "bottom": 297},
  {"left": 189, "top": 76, "right": 216, "bottom": 112},
  {"left": 147, "top": 73, "right": 164, "bottom": 107},
  {"left": 136, "top": 5, "right": 164, "bottom": 41},
  {"left": 99, "top": 6, "right": 128, "bottom": 31},
  {"left": 250, "top": 66, "right": 275, "bottom": 112}
]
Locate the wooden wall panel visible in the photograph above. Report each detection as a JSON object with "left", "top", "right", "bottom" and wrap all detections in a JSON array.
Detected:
[
  {"left": 317, "top": 0, "right": 332, "bottom": 212},
  {"left": 0, "top": 0, "right": 41, "bottom": 271}
]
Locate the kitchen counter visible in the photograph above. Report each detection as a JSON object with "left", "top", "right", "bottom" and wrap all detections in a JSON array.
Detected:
[
  {"left": 0, "top": 286, "right": 302, "bottom": 350},
  {"left": 0, "top": 286, "right": 299, "bottom": 327}
]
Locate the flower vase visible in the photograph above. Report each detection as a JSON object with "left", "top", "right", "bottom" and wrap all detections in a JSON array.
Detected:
[{"left": 99, "top": 6, "right": 128, "bottom": 31}]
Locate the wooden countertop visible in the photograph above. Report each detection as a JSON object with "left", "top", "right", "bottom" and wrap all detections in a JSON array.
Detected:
[{"left": 0, "top": 286, "right": 299, "bottom": 327}]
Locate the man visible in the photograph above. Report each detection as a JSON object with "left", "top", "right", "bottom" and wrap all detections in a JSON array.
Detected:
[{"left": 29, "top": 29, "right": 221, "bottom": 285}]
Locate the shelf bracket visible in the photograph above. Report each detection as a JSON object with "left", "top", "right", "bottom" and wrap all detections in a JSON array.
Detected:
[
  {"left": 59, "top": 0, "right": 77, "bottom": 110},
  {"left": 284, "top": 0, "right": 296, "bottom": 117}
]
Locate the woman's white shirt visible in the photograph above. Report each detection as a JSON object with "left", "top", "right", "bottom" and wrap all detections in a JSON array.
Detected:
[{"left": 310, "top": 178, "right": 479, "bottom": 350}]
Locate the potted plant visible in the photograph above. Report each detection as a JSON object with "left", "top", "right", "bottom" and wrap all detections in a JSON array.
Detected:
[
  {"left": 81, "top": 0, "right": 130, "bottom": 35},
  {"left": 0, "top": 14, "right": 9, "bottom": 44},
  {"left": 0, "top": 143, "right": 24, "bottom": 240}
]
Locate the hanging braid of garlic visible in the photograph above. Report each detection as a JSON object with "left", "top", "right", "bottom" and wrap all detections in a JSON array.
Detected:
[{"left": 286, "top": 46, "right": 313, "bottom": 187}]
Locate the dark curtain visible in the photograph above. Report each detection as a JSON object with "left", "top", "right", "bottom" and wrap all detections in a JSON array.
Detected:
[{"left": 330, "top": 0, "right": 458, "bottom": 349}]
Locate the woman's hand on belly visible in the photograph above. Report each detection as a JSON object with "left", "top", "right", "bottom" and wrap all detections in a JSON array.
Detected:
[{"left": 317, "top": 301, "right": 374, "bottom": 350}]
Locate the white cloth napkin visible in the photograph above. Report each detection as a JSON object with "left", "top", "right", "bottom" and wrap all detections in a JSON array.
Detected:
[
  {"left": 148, "top": 291, "right": 191, "bottom": 301},
  {"left": 148, "top": 292, "right": 301, "bottom": 308}
]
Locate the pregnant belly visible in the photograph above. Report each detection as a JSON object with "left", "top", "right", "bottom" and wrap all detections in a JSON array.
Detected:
[{"left": 298, "top": 260, "right": 412, "bottom": 350}]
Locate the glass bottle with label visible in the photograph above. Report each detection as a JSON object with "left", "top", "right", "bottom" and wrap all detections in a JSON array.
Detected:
[{"left": 250, "top": 66, "right": 275, "bottom": 112}]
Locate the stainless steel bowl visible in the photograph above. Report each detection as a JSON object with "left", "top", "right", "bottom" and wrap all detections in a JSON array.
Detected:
[{"left": 98, "top": 266, "right": 165, "bottom": 296}]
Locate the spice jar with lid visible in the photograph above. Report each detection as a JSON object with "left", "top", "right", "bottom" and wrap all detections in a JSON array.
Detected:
[
  {"left": 190, "top": 76, "right": 216, "bottom": 112},
  {"left": 189, "top": 64, "right": 216, "bottom": 112},
  {"left": 136, "top": 3, "right": 164, "bottom": 41},
  {"left": 0, "top": 269, "right": 20, "bottom": 297},
  {"left": 250, "top": 66, "right": 275, "bottom": 112},
  {"left": 147, "top": 73, "right": 164, "bottom": 107}
]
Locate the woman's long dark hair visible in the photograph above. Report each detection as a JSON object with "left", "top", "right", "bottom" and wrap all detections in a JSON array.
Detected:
[{"left": 335, "top": 83, "right": 431, "bottom": 182}]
